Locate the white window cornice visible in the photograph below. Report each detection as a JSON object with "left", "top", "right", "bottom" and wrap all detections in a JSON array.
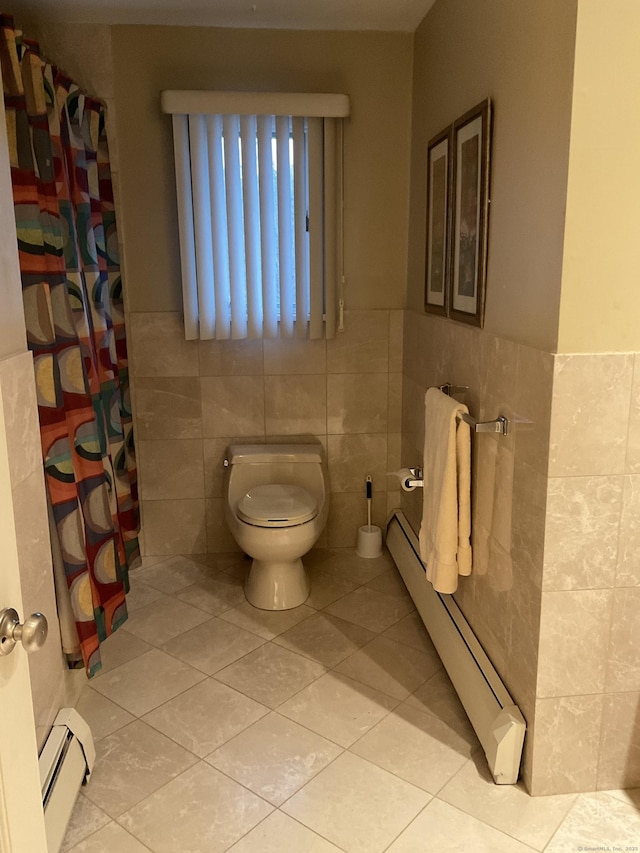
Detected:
[{"left": 160, "top": 90, "right": 350, "bottom": 118}]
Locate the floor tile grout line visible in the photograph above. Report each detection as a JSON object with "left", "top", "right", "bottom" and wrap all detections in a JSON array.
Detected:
[
  {"left": 379, "top": 796, "right": 436, "bottom": 853},
  {"left": 162, "top": 596, "right": 422, "bottom": 692},
  {"left": 210, "top": 664, "right": 330, "bottom": 720},
  {"left": 91, "top": 556, "right": 431, "bottom": 758},
  {"left": 69, "top": 547, "right": 640, "bottom": 852},
  {"left": 276, "top": 748, "right": 433, "bottom": 853},
  {"left": 92, "top": 630, "right": 331, "bottom": 728},
  {"left": 340, "top": 706, "right": 475, "bottom": 801},
  {"left": 203, "top": 698, "right": 432, "bottom": 843},
  {"left": 63, "top": 815, "right": 155, "bottom": 853},
  {"left": 277, "top": 809, "right": 351, "bottom": 853},
  {"left": 89, "top": 662, "right": 272, "bottom": 758},
  {"left": 107, "top": 756, "right": 274, "bottom": 846},
  {"left": 137, "top": 680, "right": 271, "bottom": 758},
  {"left": 152, "top": 620, "right": 271, "bottom": 675},
  {"left": 215, "top": 604, "right": 318, "bottom": 643},
  {"left": 441, "top": 796, "right": 543, "bottom": 852},
  {"left": 81, "top": 751, "right": 192, "bottom": 828},
  {"left": 94, "top": 560, "right": 496, "bottom": 840},
  {"left": 273, "top": 668, "right": 401, "bottom": 752},
  {"left": 538, "top": 793, "right": 588, "bottom": 853},
  {"left": 90, "top": 650, "right": 208, "bottom": 714},
  {"left": 199, "top": 642, "right": 405, "bottom": 754},
  {"left": 222, "top": 735, "right": 349, "bottom": 813},
  {"left": 179, "top": 756, "right": 277, "bottom": 812},
  {"left": 89, "top": 601, "right": 432, "bottom": 757},
  {"left": 202, "top": 705, "right": 347, "bottom": 777},
  {"left": 76, "top": 686, "right": 138, "bottom": 742},
  {"left": 430, "top": 757, "right": 581, "bottom": 852}
]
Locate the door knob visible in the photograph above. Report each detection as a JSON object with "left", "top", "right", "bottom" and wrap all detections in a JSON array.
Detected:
[{"left": 0, "top": 607, "right": 48, "bottom": 656}]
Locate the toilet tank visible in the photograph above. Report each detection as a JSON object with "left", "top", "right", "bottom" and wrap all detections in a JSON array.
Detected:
[{"left": 224, "top": 443, "right": 327, "bottom": 508}]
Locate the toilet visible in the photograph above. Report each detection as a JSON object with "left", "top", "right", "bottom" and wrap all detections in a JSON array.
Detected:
[{"left": 223, "top": 443, "right": 329, "bottom": 610}]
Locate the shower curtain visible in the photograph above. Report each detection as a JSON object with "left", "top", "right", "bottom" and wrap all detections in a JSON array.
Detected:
[{"left": 0, "top": 15, "right": 139, "bottom": 677}]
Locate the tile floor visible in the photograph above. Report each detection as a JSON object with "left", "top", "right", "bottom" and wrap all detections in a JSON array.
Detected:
[{"left": 61, "top": 548, "right": 640, "bottom": 852}]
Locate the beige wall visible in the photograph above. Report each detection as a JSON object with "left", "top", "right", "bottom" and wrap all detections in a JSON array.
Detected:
[
  {"left": 13, "top": 21, "right": 414, "bottom": 556},
  {"left": 534, "top": 0, "right": 640, "bottom": 764},
  {"left": 403, "top": 0, "right": 577, "bottom": 790},
  {"left": 407, "top": 0, "right": 577, "bottom": 352},
  {"left": 405, "top": 0, "right": 640, "bottom": 795},
  {"left": 107, "top": 25, "right": 413, "bottom": 554},
  {"left": 111, "top": 25, "right": 413, "bottom": 313},
  {"left": 558, "top": 0, "right": 640, "bottom": 353}
]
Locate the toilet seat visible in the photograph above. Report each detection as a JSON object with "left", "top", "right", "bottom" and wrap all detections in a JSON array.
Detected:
[{"left": 237, "top": 484, "right": 318, "bottom": 528}]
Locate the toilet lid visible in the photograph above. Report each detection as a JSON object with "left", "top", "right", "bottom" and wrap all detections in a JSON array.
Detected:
[{"left": 237, "top": 484, "right": 318, "bottom": 528}]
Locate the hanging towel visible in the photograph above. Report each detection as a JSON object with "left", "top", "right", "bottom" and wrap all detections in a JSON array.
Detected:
[{"left": 419, "top": 387, "right": 473, "bottom": 593}]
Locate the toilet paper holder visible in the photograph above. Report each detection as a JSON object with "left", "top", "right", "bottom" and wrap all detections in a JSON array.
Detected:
[
  {"left": 388, "top": 467, "right": 424, "bottom": 490},
  {"left": 404, "top": 467, "right": 424, "bottom": 488}
]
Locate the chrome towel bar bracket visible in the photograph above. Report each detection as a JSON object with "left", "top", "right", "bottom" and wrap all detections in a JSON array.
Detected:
[
  {"left": 437, "top": 383, "right": 510, "bottom": 436},
  {"left": 439, "top": 383, "right": 469, "bottom": 396},
  {"left": 458, "top": 412, "right": 509, "bottom": 436}
]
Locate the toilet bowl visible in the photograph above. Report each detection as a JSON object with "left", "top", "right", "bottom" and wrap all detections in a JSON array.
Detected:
[{"left": 223, "top": 443, "right": 329, "bottom": 610}]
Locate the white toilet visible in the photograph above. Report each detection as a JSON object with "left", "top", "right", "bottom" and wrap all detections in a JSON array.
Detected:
[{"left": 223, "top": 443, "right": 329, "bottom": 610}]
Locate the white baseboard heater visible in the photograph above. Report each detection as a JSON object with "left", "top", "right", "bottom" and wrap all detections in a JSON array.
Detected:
[
  {"left": 386, "top": 510, "right": 526, "bottom": 785},
  {"left": 39, "top": 708, "right": 95, "bottom": 853}
]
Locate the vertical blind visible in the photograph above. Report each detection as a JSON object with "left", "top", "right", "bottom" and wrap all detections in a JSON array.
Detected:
[{"left": 161, "top": 91, "right": 349, "bottom": 341}]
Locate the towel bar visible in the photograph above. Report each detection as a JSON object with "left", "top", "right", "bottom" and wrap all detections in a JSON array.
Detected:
[
  {"left": 458, "top": 412, "right": 509, "bottom": 436},
  {"left": 437, "top": 383, "right": 510, "bottom": 437}
]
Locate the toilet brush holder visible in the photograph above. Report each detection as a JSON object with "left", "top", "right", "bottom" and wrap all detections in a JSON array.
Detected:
[{"left": 356, "top": 525, "right": 383, "bottom": 558}]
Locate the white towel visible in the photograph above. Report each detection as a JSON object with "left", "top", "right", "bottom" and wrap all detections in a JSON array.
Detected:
[{"left": 419, "top": 387, "right": 473, "bottom": 593}]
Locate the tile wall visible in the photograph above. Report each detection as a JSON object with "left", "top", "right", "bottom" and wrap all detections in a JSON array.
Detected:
[
  {"left": 530, "top": 353, "right": 640, "bottom": 794},
  {"left": 400, "top": 308, "right": 553, "bottom": 789},
  {"left": 401, "top": 311, "right": 640, "bottom": 795},
  {"left": 129, "top": 309, "right": 404, "bottom": 556}
]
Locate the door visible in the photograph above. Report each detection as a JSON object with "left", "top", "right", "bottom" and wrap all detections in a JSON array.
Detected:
[
  {"left": 0, "top": 57, "right": 48, "bottom": 852},
  {"left": 0, "top": 378, "right": 47, "bottom": 852}
]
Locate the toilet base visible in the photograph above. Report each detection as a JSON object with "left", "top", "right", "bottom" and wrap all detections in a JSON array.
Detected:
[{"left": 245, "top": 557, "right": 310, "bottom": 610}]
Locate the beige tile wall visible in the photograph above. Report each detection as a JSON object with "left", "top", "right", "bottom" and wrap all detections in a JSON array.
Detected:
[
  {"left": 400, "top": 308, "right": 553, "bottom": 790},
  {"left": 131, "top": 309, "right": 403, "bottom": 556},
  {"left": 402, "top": 319, "right": 640, "bottom": 795},
  {"left": 529, "top": 352, "right": 640, "bottom": 795}
]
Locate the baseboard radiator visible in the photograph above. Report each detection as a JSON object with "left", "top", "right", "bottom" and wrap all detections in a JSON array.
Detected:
[
  {"left": 386, "top": 510, "right": 526, "bottom": 785},
  {"left": 39, "top": 708, "right": 95, "bottom": 853}
]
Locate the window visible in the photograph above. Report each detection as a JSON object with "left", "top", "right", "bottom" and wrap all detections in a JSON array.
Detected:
[{"left": 161, "top": 91, "right": 349, "bottom": 340}]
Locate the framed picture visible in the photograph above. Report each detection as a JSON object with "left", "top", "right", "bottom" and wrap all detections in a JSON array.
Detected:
[
  {"left": 449, "top": 98, "right": 492, "bottom": 326},
  {"left": 424, "top": 126, "right": 452, "bottom": 316}
]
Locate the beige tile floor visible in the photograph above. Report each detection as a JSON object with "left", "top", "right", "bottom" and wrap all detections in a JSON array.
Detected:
[{"left": 62, "top": 548, "right": 640, "bottom": 852}]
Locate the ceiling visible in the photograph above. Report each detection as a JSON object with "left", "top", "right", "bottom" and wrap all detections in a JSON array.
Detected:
[{"left": 6, "top": 0, "right": 437, "bottom": 31}]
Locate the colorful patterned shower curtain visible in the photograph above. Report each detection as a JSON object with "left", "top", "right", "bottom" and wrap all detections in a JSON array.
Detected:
[{"left": 0, "top": 16, "right": 139, "bottom": 677}]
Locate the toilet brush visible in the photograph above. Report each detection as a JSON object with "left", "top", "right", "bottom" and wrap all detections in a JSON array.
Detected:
[{"left": 356, "top": 475, "right": 382, "bottom": 558}]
